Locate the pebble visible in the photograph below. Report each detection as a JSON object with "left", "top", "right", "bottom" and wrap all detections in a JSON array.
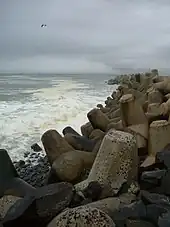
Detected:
[{"left": 13, "top": 152, "right": 50, "bottom": 188}]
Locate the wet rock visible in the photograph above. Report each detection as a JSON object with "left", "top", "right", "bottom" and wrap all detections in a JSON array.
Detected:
[
  {"left": 156, "top": 143, "right": 170, "bottom": 168},
  {"left": 126, "top": 219, "right": 156, "bottom": 227},
  {"left": 69, "top": 191, "right": 85, "bottom": 208},
  {"left": 64, "top": 133, "right": 96, "bottom": 152},
  {"left": 141, "top": 169, "right": 166, "bottom": 186},
  {"left": 146, "top": 204, "right": 170, "bottom": 225},
  {"left": 3, "top": 182, "right": 74, "bottom": 227},
  {"left": 139, "top": 156, "right": 156, "bottom": 172},
  {"left": 41, "top": 129, "right": 74, "bottom": 165},
  {"left": 0, "top": 149, "right": 19, "bottom": 197},
  {"left": 112, "top": 200, "right": 146, "bottom": 227},
  {"left": 16, "top": 160, "right": 25, "bottom": 168},
  {"left": 87, "top": 108, "right": 110, "bottom": 132},
  {"left": 159, "top": 169, "right": 170, "bottom": 196},
  {"left": 45, "top": 168, "right": 60, "bottom": 185},
  {"left": 47, "top": 206, "right": 115, "bottom": 227},
  {"left": 140, "top": 190, "right": 170, "bottom": 207},
  {"left": 23, "top": 152, "right": 30, "bottom": 158},
  {"left": 31, "top": 143, "right": 42, "bottom": 152},
  {"left": 82, "top": 181, "right": 102, "bottom": 201},
  {"left": 3, "top": 178, "right": 36, "bottom": 197},
  {"left": 62, "top": 126, "right": 81, "bottom": 136},
  {"left": 158, "top": 211, "right": 170, "bottom": 227}
]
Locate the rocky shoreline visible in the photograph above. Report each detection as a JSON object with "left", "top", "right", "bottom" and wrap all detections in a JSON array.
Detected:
[{"left": 1, "top": 68, "right": 170, "bottom": 226}]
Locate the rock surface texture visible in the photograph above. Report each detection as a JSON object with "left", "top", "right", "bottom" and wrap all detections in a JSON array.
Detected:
[
  {"left": 2, "top": 69, "right": 170, "bottom": 227},
  {"left": 48, "top": 206, "right": 115, "bottom": 227}
]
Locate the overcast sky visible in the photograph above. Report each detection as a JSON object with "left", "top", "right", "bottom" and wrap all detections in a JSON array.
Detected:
[{"left": 1, "top": 0, "right": 170, "bottom": 73}]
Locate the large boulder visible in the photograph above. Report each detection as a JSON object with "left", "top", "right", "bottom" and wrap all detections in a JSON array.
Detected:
[
  {"left": 3, "top": 182, "right": 74, "bottom": 227},
  {"left": 158, "top": 211, "right": 170, "bottom": 227},
  {"left": 112, "top": 200, "right": 147, "bottom": 226},
  {"left": 155, "top": 143, "right": 170, "bottom": 168},
  {"left": 140, "top": 190, "right": 170, "bottom": 206},
  {"left": 41, "top": 129, "right": 74, "bottom": 165},
  {"left": 64, "top": 133, "right": 96, "bottom": 152},
  {"left": 47, "top": 206, "right": 115, "bottom": 227},
  {"left": 0, "top": 149, "right": 19, "bottom": 197},
  {"left": 3, "top": 178, "right": 36, "bottom": 198},
  {"left": 140, "top": 169, "right": 166, "bottom": 190},
  {"left": 52, "top": 150, "right": 96, "bottom": 183}
]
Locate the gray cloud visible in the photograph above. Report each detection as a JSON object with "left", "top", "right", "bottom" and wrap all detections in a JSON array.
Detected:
[{"left": 1, "top": 0, "right": 170, "bottom": 73}]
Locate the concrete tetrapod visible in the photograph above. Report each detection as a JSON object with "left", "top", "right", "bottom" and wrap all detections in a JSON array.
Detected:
[
  {"left": 147, "top": 89, "right": 163, "bottom": 105},
  {"left": 119, "top": 94, "right": 148, "bottom": 149},
  {"left": 148, "top": 120, "right": 170, "bottom": 157},
  {"left": 160, "top": 98, "right": 170, "bottom": 116},
  {"left": 41, "top": 129, "right": 74, "bottom": 165},
  {"left": 75, "top": 129, "right": 138, "bottom": 195},
  {"left": 153, "top": 80, "right": 170, "bottom": 94},
  {"left": 87, "top": 108, "right": 110, "bottom": 132}
]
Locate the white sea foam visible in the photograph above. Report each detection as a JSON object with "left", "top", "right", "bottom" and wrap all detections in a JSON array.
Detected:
[{"left": 0, "top": 79, "right": 117, "bottom": 161}]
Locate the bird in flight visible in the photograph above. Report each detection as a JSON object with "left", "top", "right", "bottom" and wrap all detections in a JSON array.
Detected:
[{"left": 41, "top": 24, "right": 47, "bottom": 28}]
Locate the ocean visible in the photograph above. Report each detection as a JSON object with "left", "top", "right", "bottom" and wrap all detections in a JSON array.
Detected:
[{"left": 0, "top": 73, "right": 118, "bottom": 161}]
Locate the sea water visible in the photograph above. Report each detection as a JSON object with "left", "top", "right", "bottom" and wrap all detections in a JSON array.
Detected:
[{"left": 0, "top": 73, "right": 117, "bottom": 161}]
